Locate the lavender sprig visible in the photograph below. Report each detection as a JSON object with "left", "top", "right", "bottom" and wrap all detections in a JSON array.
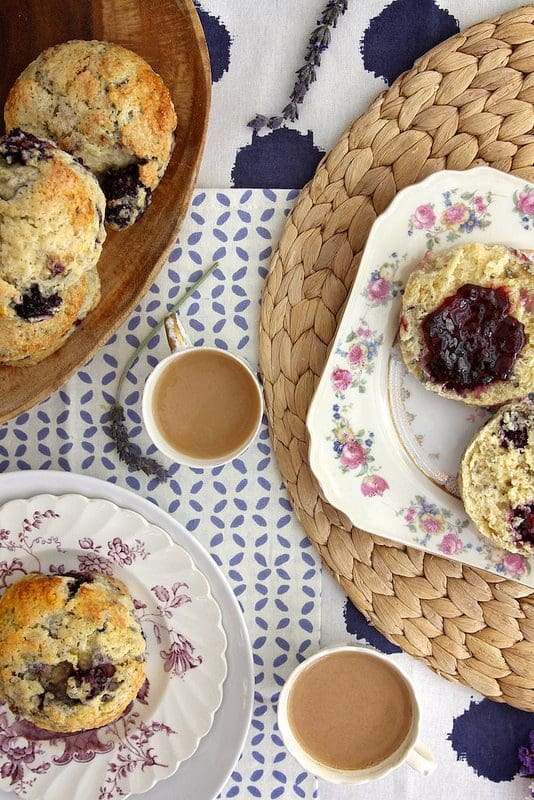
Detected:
[
  {"left": 106, "top": 262, "right": 219, "bottom": 482},
  {"left": 248, "top": 0, "right": 348, "bottom": 133},
  {"left": 109, "top": 404, "right": 169, "bottom": 482}
]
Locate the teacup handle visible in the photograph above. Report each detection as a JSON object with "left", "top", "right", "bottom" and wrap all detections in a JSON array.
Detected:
[
  {"left": 406, "top": 741, "right": 437, "bottom": 776},
  {"left": 164, "top": 313, "right": 192, "bottom": 353}
]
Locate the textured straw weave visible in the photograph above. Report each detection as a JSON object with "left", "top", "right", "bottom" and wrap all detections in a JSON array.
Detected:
[{"left": 259, "top": 6, "right": 534, "bottom": 711}]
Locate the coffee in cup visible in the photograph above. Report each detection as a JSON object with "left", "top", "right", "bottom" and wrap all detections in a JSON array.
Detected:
[
  {"left": 142, "top": 316, "right": 263, "bottom": 467},
  {"left": 278, "top": 645, "right": 436, "bottom": 784}
]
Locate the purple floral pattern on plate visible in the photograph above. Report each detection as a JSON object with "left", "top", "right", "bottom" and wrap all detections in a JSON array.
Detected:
[
  {"left": 512, "top": 185, "right": 534, "bottom": 230},
  {"left": 362, "top": 253, "right": 404, "bottom": 306},
  {"left": 407, "top": 189, "right": 493, "bottom": 249},
  {"left": 331, "top": 322, "right": 383, "bottom": 396},
  {"left": 0, "top": 497, "right": 227, "bottom": 799},
  {"left": 0, "top": 682, "right": 176, "bottom": 800}
]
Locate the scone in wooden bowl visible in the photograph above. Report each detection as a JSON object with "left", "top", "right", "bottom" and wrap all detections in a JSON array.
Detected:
[{"left": 0, "top": 0, "right": 210, "bottom": 423}]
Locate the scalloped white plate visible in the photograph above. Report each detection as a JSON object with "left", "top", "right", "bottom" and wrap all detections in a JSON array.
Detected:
[
  {"left": 0, "top": 494, "right": 227, "bottom": 800},
  {"left": 307, "top": 166, "right": 534, "bottom": 587}
]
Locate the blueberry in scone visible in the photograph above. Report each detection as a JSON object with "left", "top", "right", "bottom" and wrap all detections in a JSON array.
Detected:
[
  {"left": 5, "top": 40, "right": 177, "bottom": 229},
  {"left": 0, "top": 572, "right": 146, "bottom": 732},
  {"left": 0, "top": 128, "right": 106, "bottom": 366},
  {"left": 399, "top": 243, "right": 533, "bottom": 406},
  {"left": 459, "top": 397, "right": 533, "bottom": 555}
]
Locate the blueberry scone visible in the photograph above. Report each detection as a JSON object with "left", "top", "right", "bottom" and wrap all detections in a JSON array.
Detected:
[
  {"left": 459, "top": 397, "right": 533, "bottom": 555},
  {"left": 399, "top": 243, "right": 533, "bottom": 406},
  {"left": 0, "top": 572, "right": 146, "bottom": 732},
  {"left": 5, "top": 40, "right": 177, "bottom": 229},
  {"left": 0, "top": 129, "right": 106, "bottom": 366}
]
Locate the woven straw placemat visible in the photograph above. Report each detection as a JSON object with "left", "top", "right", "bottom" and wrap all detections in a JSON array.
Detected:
[{"left": 259, "top": 6, "right": 534, "bottom": 711}]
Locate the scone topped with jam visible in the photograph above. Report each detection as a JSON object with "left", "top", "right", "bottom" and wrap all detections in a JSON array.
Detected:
[
  {"left": 399, "top": 243, "right": 533, "bottom": 406},
  {"left": 0, "top": 128, "right": 106, "bottom": 365},
  {"left": 460, "top": 397, "right": 533, "bottom": 555},
  {"left": 5, "top": 40, "right": 177, "bottom": 229},
  {"left": 0, "top": 572, "right": 146, "bottom": 732}
]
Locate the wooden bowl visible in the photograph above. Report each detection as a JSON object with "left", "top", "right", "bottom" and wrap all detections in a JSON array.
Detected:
[{"left": 0, "top": 0, "right": 210, "bottom": 423}]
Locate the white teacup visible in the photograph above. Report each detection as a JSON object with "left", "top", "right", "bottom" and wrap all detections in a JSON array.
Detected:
[
  {"left": 142, "top": 314, "right": 264, "bottom": 468},
  {"left": 278, "top": 644, "right": 437, "bottom": 784}
]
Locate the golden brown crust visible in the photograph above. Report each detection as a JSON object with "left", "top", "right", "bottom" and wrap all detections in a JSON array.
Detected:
[
  {"left": 0, "top": 131, "right": 105, "bottom": 364},
  {"left": 0, "top": 277, "right": 86, "bottom": 363},
  {"left": 5, "top": 40, "right": 177, "bottom": 189},
  {"left": 0, "top": 572, "right": 146, "bottom": 732},
  {"left": 0, "top": 267, "right": 101, "bottom": 366}
]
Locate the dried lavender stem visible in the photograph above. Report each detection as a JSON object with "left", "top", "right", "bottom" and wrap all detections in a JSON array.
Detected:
[
  {"left": 108, "top": 261, "right": 219, "bottom": 481},
  {"left": 248, "top": 0, "right": 349, "bottom": 132}
]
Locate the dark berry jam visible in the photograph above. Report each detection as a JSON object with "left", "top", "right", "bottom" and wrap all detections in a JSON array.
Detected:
[
  {"left": 64, "top": 571, "right": 95, "bottom": 599},
  {"left": 14, "top": 284, "right": 62, "bottom": 320},
  {"left": 499, "top": 410, "right": 530, "bottom": 450},
  {"left": 75, "top": 663, "right": 116, "bottom": 699},
  {"left": 33, "top": 660, "right": 75, "bottom": 701},
  {"left": 101, "top": 162, "right": 141, "bottom": 201},
  {"left": 511, "top": 503, "right": 534, "bottom": 547},
  {"left": 0, "top": 128, "right": 52, "bottom": 165},
  {"left": 422, "top": 284, "right": 526, "bottom": 392},
  {"left": 500, "top": 421, "right": 529, "bottom": 451},
  {"left": 100, "top": 162, "right": 151, "bottom": 228}
]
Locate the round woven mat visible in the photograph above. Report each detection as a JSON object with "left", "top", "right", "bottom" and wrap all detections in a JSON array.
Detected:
[{"left": 259, "top": 6, "right": 534, "bottom": 711}]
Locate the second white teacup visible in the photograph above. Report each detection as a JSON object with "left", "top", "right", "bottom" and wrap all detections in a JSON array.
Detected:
[{"left": 278, "top": 644, "right": 436, "bottom": 784}]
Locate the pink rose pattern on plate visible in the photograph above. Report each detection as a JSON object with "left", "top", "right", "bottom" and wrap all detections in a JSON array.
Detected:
[
  {"left": 316, "top": 172, "right": 533, "bottom": 585},
  {"left": 362, "top": 253, "right": 405, "bottom": 307},
  {"left": 513, "top": 185, "right": 534, "bottom": 230},
  {"left": 398, "top": 496, "right": 530, "bottom": 578},
  {"left": 328, "top": 322, "right": 389, "bottom": 495},
  {"left": 407, "top": 189, "right": 493, "bottom": 249},
  {"left": 0, "top": 510, "right": 204, "bottom": 798},
  {"left": 330, "top": 321, "right": 383, "bottom": 396},
  {"left": 329, "top": 413, "right": 389, "bottom": 496},
  {"left": 399, "top": 496, "right": 471, "bottom": 555}
]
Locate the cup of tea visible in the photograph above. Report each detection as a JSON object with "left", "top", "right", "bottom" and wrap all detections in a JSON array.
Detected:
[
  {"left": 278, "top": 644, "right": 436, "bottom": 784},
  {"left": 142, "top": 314, "right": 264, "bottom": 467}
]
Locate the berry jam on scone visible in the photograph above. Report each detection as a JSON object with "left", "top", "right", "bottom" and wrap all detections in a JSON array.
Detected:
[{"left": 399, "top": 243, "right": 533, "bottom": 406}]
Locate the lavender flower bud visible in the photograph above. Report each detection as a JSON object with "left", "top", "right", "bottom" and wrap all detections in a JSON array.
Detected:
[
  {"left": 310, "top": 24, "right": 331, "bottom": 50},
  {"left": 282, "top": 102, "right": 299, "bottom": 122},
  {"left": 247, "top": 115, "right": 270, "bottom": 132}
]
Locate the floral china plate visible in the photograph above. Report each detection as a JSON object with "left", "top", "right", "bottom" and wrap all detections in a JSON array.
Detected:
[
  {"left": 307, "top": 166, "right": 534, "bottom": 587},
  {"left": 0, "top": 494, "right": 227, "bottom": 800}
]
